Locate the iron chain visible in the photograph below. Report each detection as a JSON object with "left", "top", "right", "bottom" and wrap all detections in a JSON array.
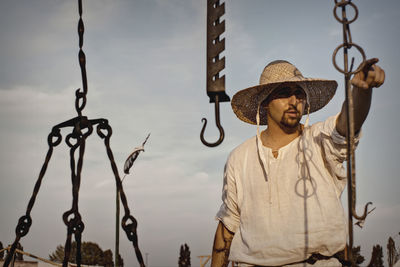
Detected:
[{"left": 4, "top": 1, "right": 145, "bottom": 266}]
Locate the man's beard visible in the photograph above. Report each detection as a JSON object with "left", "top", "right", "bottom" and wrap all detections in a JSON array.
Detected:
[{"left": 280, "top": 111, "right": 301, "bottom": 129}]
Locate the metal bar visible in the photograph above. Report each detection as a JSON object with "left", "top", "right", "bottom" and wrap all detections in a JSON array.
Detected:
[
  {"left": 201, "top": 0, "right": 230, "bottom": 147},
  {"left": 97, "top": 121, "right": 145, "bottom": 267},
  {"left": 3, "top": 134, "right": 58, "bottom": 267},
  {"left": 116, "top": 188, "right": 120, "bottom": 267},
  {"left": 331, "top": 1, "right": 370, "bottom": 265}
]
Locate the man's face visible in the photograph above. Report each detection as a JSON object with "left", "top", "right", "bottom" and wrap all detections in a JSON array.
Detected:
[{"left": 264, "top": 83, "right": 307, "bottom": 129}]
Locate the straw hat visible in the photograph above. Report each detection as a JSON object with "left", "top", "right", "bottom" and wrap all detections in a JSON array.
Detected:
[{"left": 231, "top": 60, "right": 338, "bottom": 125}]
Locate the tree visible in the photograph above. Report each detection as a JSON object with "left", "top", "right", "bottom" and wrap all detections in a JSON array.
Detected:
[
  {"left": 178, "top": 243, "right": 191, "bottom": 267},
  {"left": 368, "top": 244, "right": 384, "bottom": 267},
  {"left": 117, "top": 253, "right": 124, "bottom": 267},
  {"left": 49, "top": 245, "right": 64, "bottom": 263},
  {"left": 352, "top": 246, "right": 365, "bottom": 267},
  {"left": 49, "top": 241, "right": 117, "bottom": 266},
  {"left": 0, "top": 242, "right": 4, "bottom": 260},
  {"left": 334, "top": 246, "right": 365, "bottom": 267},
  {"left": 388, "top": 236, "right": 400, "bottom": 267},
  {"left": 101, "top": 249, "right": 114, "bottom": 267},
  {"left": 0, "top": 241, "right": 4, "bottom": 260}
]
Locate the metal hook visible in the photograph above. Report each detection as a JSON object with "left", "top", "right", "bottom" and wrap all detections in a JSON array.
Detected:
[
  {"left": 200, "top": 94, "right": 225, "bottom": 147},
  {"left": 353, "top": 201, "right": 373, "bottom": 221}
]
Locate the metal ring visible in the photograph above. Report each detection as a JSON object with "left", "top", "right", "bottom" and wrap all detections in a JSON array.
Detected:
[
  {"left": 332, "top": 42, "right": 366, "bottom": 75},
  {"left": 122, "top": 214, "right": 138, "bottom": 228},
  {"left": 62, "top": 210, "right": 82, "bottom": 228},
  {"left": 122, "top": 215, "right": 138, "bottom": 242},
  {"left": 75, "top": 88, "right": 87, "bottom": 113},
  {"left": 48, "top": 129, "right": 62, "bottom": 146},
  {"left": 66, "top": 132, "right": 80, "bottom": 148},
  {"left": 16, "top": 215, "right": 32, "bottom": 237},
  {"left": 96, "top": 121, "right": 112, "bottom": 139},
  {"left": 333, "top": 0, "right": 358, "bottom": 24}
]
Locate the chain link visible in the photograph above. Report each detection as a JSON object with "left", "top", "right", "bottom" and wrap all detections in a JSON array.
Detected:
[
  {"left": 332, "top": 0, "right": 366, "bottom": 75},
  {"left": 97, "top": 121, "right": 146, "bottom": 267},
  {"left": 75, "top": 0, "right": 88, "bottom": 117},
  {"left": 3, "top": 131, "right": 58, "bottom": 266}
]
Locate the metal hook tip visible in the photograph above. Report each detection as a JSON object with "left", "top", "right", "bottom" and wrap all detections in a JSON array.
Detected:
[{"left": 200, "top": 117, "right": 224, "bottom": 147}]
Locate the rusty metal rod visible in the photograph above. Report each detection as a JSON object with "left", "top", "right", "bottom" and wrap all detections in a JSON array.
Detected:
[{"left": 332, "top": 1, "right": 372, "bottom": 265}]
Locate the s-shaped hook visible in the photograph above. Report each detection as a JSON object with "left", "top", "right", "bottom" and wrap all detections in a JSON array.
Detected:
[{"left": 200, "top": 94, "right": 225, "bottom": 147}]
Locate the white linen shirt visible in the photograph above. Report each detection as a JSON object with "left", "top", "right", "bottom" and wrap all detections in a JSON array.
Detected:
[{"left": 216, "top": 115, "right": 360, "bottom": 266}]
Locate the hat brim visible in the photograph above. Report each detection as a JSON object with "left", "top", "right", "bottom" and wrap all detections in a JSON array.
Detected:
[{"left": 231, "top": 78, "right": 338, "bottom": 125}]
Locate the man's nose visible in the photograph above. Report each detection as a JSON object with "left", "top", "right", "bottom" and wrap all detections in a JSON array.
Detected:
[{"left": 288, "top": 94, "right": 297, "bottom": 105}]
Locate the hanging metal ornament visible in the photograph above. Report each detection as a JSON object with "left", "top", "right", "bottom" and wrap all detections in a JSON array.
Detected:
[
  {"left": 3, "top": 1, "right": 145, "bottom": 267},
  {"left": 200, "top": 0, "right": 230, "bottom": 147},
  {"left": 332, "top": 0, "right": 374, "bottom": 265}
]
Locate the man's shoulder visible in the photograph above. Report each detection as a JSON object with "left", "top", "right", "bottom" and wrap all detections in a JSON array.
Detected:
[
  {"left": 306, "top": 114, "right": 339, "bottom": 136},
  {"left": 229, "top": 136, "right": 257, "bottom": 158}
]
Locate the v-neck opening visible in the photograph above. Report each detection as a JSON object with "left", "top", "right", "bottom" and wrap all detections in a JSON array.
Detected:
[{"left": 262, "top": 134, "right": 301, "bottom": 160}]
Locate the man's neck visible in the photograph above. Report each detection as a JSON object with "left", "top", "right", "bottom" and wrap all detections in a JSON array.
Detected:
[{"left": 261, "top": 121, "right": 302, "bottom": 151}]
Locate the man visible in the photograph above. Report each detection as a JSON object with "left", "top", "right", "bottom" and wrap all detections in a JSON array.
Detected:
[{"left": 211, "top": 59, "right": 385, "bottom": 267}]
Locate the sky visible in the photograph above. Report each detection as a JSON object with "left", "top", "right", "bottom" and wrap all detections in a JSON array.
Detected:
[{"left": 0, "top": 0, "right": 399, "bottom": 266}]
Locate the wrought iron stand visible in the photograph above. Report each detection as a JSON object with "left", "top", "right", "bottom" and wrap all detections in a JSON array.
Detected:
[{"left": 3, "top": 1, "right": 145, "bottom": 267}]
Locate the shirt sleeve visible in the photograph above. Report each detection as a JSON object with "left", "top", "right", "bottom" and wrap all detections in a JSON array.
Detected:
[
  {"left": 216, "top": 153, "right": 240, "bottom": 233},
  {"left": 317, "top": 114, "right": 362, "bottom": 182}
]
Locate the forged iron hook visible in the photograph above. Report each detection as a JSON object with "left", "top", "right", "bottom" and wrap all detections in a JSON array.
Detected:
[
  {"left": 200, "top": 94, "right": 225, "bottom": 147},
  {"left": 353, "top": 201, "right": 373, "bottom": 221}
]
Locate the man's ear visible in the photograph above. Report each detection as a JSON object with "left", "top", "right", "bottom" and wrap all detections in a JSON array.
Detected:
[{"left": 264, "top": 103, "right": 269, "bottom": 113}]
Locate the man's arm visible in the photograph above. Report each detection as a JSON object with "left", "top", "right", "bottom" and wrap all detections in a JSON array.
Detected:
[
  {"left": 211, "top": 221, "right": 234, "bottom": 267},
  {"left": 336, "top": 58, "right": 385, "bottom": 136}
]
